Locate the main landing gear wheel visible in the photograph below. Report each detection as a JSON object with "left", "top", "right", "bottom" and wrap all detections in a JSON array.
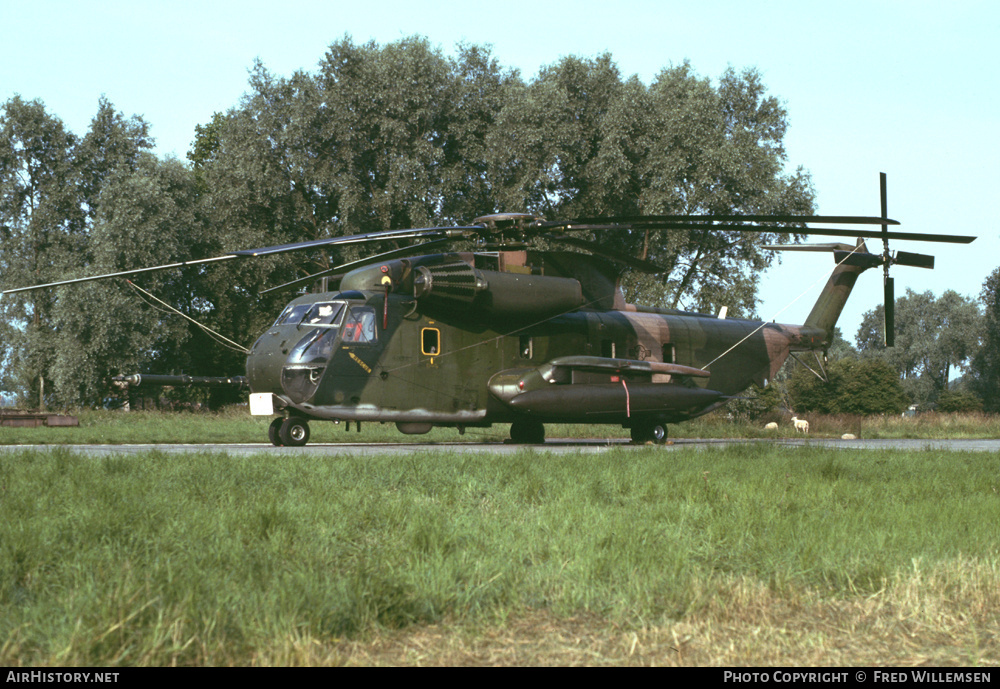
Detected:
[
  {"left": 278, "top": 416, "right": 311, "bottom": 447},
  {"left": 509, "top": 419, "right": 545, "bottom": 444},
  {"left": 630, "top": 423, "right": 668, "bottom": 445}
]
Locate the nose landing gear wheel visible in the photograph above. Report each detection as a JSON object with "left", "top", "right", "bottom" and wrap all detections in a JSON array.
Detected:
[
  {"left": 278, "top": 416, "right": 311, "bottom": 447},
  {"left": 268, "top": 417, "right": 284, "bottom": 446}
]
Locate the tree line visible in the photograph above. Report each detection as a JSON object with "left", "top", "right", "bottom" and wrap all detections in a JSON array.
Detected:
[
  {"left": 1, "top": 35, "right": 995, "bottom": 413},
  {"left": 0, "top": 36, "right": 813, "bottom": 408}
]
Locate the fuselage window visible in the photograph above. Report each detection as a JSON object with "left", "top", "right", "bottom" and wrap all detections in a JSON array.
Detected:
[
  {"left": 342, "top": 307, "right": 377, "bottom": 344},
  {"left": 519, "top": 335, "right": 533, "bottom": 359},
  {"left": 421, "top": 327, "right": 440, "bottom": 355}
]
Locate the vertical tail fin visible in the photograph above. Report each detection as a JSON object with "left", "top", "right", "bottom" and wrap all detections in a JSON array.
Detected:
[
  {"left": 803, "top": 239, "right": 879, "bottom": 339},
  {"left": 765, "top": 239, "right": 879, "bottom": 346}
]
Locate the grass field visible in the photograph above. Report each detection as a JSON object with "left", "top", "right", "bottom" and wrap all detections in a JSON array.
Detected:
[
  {"left": 4, "top": 407, "right": 1000, "bottom": 445},
  {"left": 2, "top": 441, "right": 998, "bottom": 666}
]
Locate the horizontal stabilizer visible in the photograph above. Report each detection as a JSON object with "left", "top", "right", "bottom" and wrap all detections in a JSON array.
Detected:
[{"left": 833, "top": 251, "right": 884, "bottom": 269}]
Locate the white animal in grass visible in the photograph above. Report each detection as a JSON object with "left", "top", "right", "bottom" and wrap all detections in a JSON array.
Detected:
[
  {"left": 764, "top": 422, "right": 778, "bottom": 430},
  {"left": 791, "top": 416, "right": 810, "bottom": 433}
]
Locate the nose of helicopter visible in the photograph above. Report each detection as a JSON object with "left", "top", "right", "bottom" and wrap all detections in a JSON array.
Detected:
[
  {"left": 283, "top": 327, "right": 337, "bottom": 402},
  {"left": 247, "top": 324, "right": 337, "bottom": 404},
  {"left": 245, "top": 329, "right": 286, "bottom": 394}
]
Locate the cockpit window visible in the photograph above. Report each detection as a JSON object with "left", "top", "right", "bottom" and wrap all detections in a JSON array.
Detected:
[
  {"left": 288, "top": 328, "right": 337, "bottom": 365},
  {"left": 303, "top": 302, "right": 345, "bottom": 326},
  {"left": 274, "top": 301, "right": 345, "bottom": 327},
  {"left": 274, "top": 303, "right": 311, "bottom": 326},
  {"left": 341, "top": 306, "right": 377, "bottom": 344}
]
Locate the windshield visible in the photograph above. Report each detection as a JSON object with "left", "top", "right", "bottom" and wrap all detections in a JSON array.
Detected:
[
  {"left": 274, "top": 301, "right": 345, "bottom": 327},
  {"left": 287, "top": 328, "right": 337, "bottom": 365}
]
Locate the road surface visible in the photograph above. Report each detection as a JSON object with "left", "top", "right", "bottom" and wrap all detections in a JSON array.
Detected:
[{"left": 3, "top": 437, "right": 999, "bottom": 457}]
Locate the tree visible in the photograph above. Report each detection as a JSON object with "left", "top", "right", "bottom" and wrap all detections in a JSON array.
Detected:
[
  {"left": 856, "top": 288, "right": 982, "bottom": 407},
  {"left": 0, "top": 96, "right": 82, "bottom": 406},
  {"left": 619, "top": 65, "right": 813, "bottom": 316},
  {"left": 972, "top": 267, "right": 1000, "bottom": 411},
  {"left": 788, "top": 357, "right": 908, "bottom": 415},
  {"left": 0, "top": 97, "right": 161, "bottom": 407},
  {"left": 191, "top": 42, "right": 814, "bottom": 322},
  {"left": 75, "top": 95, "right": 153, "bottom": 224},
  {"left": 4, "top": 39, "right": 819, "bottom": 406},
  {"left": 936, "top": 389, "right": 983, "bottom": 413},
  {"left": 47, "top": 154, "right": 207, "bottom": 406}
]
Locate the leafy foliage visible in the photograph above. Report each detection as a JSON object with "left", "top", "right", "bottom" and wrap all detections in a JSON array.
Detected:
[
  {"left": 3, "top": 37, "right": 814, "bottom": 406},
  {"left": 725, "top": 382, "right": 783, "bottom": 423},
  {"left": 935, "top": 389, "right": 983, "bottom": 413},
  {"left": 191, "top": 39, "right": 814, "bottom": 315},
  {"left": 856, "top": 289, "right": 982, "bottom": 408},
  {"left": 972, "top": 267, "right": 1000, "bottom": 412},
  {"left": 0, "top": 97, "right": 86, "bottom": 406},
  {"left": 787, "top": 357, "right": 908, "bottom": 415}
]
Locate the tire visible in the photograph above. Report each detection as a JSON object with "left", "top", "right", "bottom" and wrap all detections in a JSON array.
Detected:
[
  {"left": 630, "top": 422, "right": 667, "bottom": 445},
  {"left": 268, "top": 417, "right": 284, "bottom": 446},
  {"left": 279, "top": 417, "right": 311, "bottom": 447},
  {"left": 510, "top": 419, "right": 545, "bottom": 444}
]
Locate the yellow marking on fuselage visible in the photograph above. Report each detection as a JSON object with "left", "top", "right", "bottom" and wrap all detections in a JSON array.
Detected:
[{"left": 349, "top": 351, "right": 372, "bottom": 374}]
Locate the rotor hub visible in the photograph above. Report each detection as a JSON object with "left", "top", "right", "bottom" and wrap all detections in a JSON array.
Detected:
[{"left": 472, "top": 213, "right": 542, "bottom": 250}]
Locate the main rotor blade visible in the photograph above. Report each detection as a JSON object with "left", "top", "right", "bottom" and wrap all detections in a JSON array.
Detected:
[
  {"left": 2, "top": 227, "right": 480, "bottom": 295},
  {"left": 762, "top": 242, "right": 857, "bottom": 252},
  {"left": 233, "top": 226, "right": 477, "bottom": 257},
  {"left": 547, "top": 214, "right": 903, "bottom": 227},
  {"left": 1, "top": 255, "right": 239, "bottom": 295},
  {"left": 554, "top": 222, "right": 974, "bottom": 244},
  {"left": 538, "top": 214, "right": 974, "bottom": 245}
]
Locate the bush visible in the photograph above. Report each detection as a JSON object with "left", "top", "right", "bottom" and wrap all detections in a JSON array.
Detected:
[
  {"left": 788, "top": 358, "right": 908, "bottom": 415},
  {"left": 726, "top": 382, "right": 783, "bottom": 423},
  {"left": 935, "top": 389, "right": 983, "bottom": 413}
]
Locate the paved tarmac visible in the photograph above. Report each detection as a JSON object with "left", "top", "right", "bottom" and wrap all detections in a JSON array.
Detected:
[{"left": 2, "top": 437, "right": 999, "bottom": 457}]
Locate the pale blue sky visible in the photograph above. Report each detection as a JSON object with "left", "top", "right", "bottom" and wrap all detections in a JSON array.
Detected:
[{"left": 3, "top": 0, "right": 997, "bottom": 341}]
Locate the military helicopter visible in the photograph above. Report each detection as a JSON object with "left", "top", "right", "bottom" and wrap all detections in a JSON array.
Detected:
[{"left": 3, "top": 174, "right": 975, "bottom": 445}]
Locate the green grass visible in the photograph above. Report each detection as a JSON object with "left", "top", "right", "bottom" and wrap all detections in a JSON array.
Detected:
[
  {"left": 2, "top": 444, "right": 998, "bottom": 665},
  {"left": 4, "top": 407, "right": 1000, "bottom": 445}
]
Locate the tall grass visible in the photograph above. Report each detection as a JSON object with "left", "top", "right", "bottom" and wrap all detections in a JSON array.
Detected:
[{"left": 2, "top": 444, "right": 998, "bottom": 665}]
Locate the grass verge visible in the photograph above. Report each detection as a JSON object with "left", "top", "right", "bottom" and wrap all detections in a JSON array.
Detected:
[
  {"left": 1, "top": 444, "right": 998, "bottom": 665},
  {"left": 3, "top": 408, "right": 1000, "bottom": 445}
]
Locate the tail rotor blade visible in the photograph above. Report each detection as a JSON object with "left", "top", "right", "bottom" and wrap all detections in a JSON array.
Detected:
[
  {"left": 884, "top": 276, "right": 895, "bottom": 348},
  {"left": 894, "top": 251, "right": 935, "bottom": 269},
  {"left": 880, "top": 172, "right": 889, "bottom": 252}
]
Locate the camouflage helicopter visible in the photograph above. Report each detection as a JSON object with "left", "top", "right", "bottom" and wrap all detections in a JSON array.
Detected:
[{"left": 3, "top": 174, "right": 975, "bottom": 445}]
